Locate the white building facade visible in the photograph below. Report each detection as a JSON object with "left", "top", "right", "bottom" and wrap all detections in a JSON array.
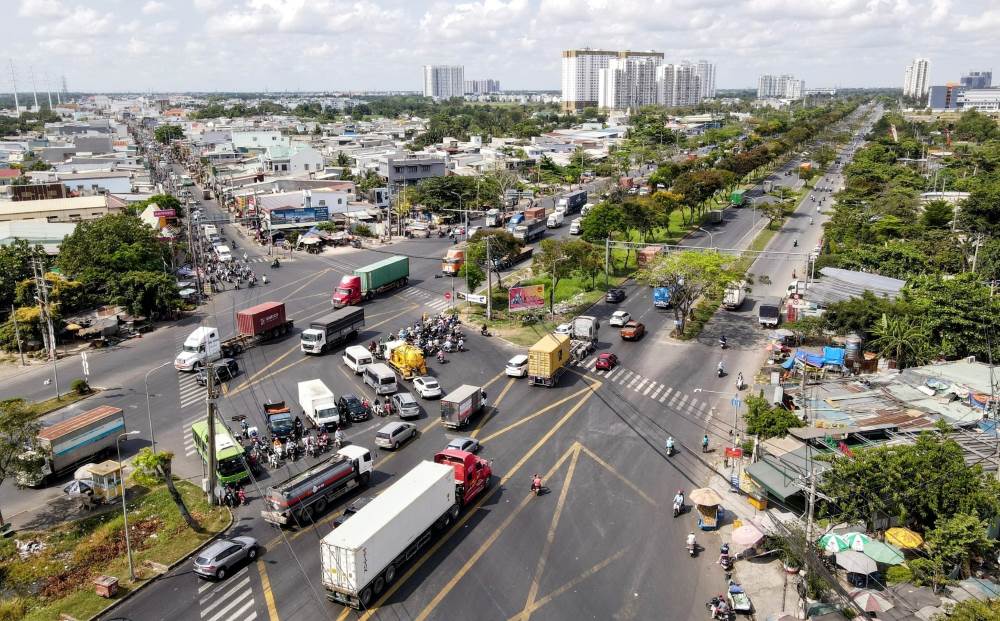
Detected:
[
  {"left": 903, "top": 58, "right": 930, "bottom": 98},
  {"left": 562, "top": 49, "right": 664, "bottom": 111},
  {"left": 757, "top": 74, "right": 805, "bottom": 99},
  {"left": 598, "top": 56, "right": 661, "bottom": 110},
  {"left": 657, "top": 63, "right": 702, "bottom": 107},
  {"left": 423, "top": 65, "right": 465, "bottom": 100},
  {"left": 695, "top": 60, "right": 716, "bottom": 99}
]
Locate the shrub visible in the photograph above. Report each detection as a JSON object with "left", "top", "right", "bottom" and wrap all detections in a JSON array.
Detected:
[
  {"left": 0, "top": 597, "right": 27, "bottom": 621},
  {"left": 886, "top": 565, "right": 913, "bottom": 584},
  {"left": 70, "top": 378, "right": 90, "bottom": 395},
  {"left": 353, "top": 223, "right": 375, "bottom": 238}
]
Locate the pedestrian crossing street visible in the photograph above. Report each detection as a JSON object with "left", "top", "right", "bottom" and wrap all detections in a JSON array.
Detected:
[
  {"left": 400, "top": 286, "right": 455, "bottom": 312},
  {"left": 579, "top": 356, "right": 716, "bottom": 421},
  {"left": 197, "top": 566, "right": 258, "bottom": 621},
  {"left": 178, "top": 372, "right": 207, "bottom": 410}
]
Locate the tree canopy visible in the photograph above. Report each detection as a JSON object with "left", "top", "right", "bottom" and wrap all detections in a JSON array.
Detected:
[{"left": 637, "top": 250, "right": 743, "bottom": 332}]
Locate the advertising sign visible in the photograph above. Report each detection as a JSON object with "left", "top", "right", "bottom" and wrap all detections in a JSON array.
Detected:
[
  {"left": 153, "top": 209, "right": 176, "bottom": 217},
  {"left": 268, "top": 206, "right": 329, "bottom": 225},
  {"left": 508, "top": 285, "right": 544, "bottom": 311}
]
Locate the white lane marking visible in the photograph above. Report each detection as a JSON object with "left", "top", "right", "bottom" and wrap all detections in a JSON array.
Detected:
[
  {"left": 659, "top": 387, "right": 672, "bottom": 403},
  {"left": 633, "top": 378, "right": 648, "bottom": 392},
  {"left": 649, "top": 384, "right": 663, "bottom": 400},
  {"left": 201, "top": 576, "right": 250, "bottom": 610},
  {"left": 643, "top": 381, "right": 656, "bottom": 396}
]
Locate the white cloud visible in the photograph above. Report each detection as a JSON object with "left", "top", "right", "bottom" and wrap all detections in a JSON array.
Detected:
[
  {"left": 18, "top": 0, "right": 64, "bottom": 18},
  {"left": 142, "top": 1, "right": 166, "bottom": 14},
  {"left": 34, "top": 7, "right": 112, "bottom": 38}
]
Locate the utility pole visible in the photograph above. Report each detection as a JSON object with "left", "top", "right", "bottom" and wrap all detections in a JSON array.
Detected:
[
  {"left": 10, "top": 304, "right": 25, "bottom": 366},
  {"left": 32, "top": 259, "right": 59, "bottom": 396},
  {"left": 485, "top": 236, "right": 493, "bottom": 320},
  {"left": 805, "top": 462, "right": 817, "bottom": 544},
  {"left": 604, "top": 237, "right": 611, "bottom": 287},
  {"left": 205, "top": 362, "right": 218, "bottom": 505}
]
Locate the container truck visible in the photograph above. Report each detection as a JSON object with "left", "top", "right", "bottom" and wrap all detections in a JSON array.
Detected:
[
  {"left": 439, "top": 384, "right": 485, "bottom": 429},
  {"left": 321, "top": 459, "right": 489, "bottom": 608},
  {"left": 556, "top": 190, "right": 587, "bottom": 214},
  {"left": 729, "top": 190, "right": 747, "bottom": 207},
  {"left": 653, "top": 286, "right": 672, "bottom": 309},
  {"left": 262, "top": 445, "right": 373, "bottom": 527},
  {"left": 174, "top": 301, "right": 293, "bottom": 371},
  {"left": 546, "top": 211, "right": 564, "bottom": 228},
  {"left": 298, "top": 379, "right": 340, "bottom": 430},
  {"left": 441, "top": 243, "right": 466, "bottom": 276},
  {"left": 723, "top": 281, "right": 747, "bottom": 310},
  {"left": 300, "top": 307, "right": 365, "bottom": 354},
  {"left": 332, "top": 256, "right": 409, "bottom": 307},
  {"left": 637, "top": 245, "right": 664, "bottom": 268},
  {"left": 523, "top": 206, "right": 546, "bottom": 221},
  {"left": 528, "top": 333, "right": 570, "bottom": 387},
  {"left": 433, "top": 449, "right": 492, "bottom": 507},
  {"left": 513, "top": 219, "right": 546, "bottom": 243},
  {"left": 18, "top": 405, "right": 127, "bottom": 487}
]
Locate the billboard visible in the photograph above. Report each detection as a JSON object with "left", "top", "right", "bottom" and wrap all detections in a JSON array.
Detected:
[
  {"left": 508, "top": 285, "right": 544, "bottom": 311},
  {"left": 268, "top": 206, "right": 329, "bottom": 225},
  {"left": 153, "top": 209, "right": 175, "bottom": 217}
]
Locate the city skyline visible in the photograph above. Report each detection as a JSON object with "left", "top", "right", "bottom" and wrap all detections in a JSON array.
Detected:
[{"left": 5, "top": 0, "right": 999, "bottom": 92}]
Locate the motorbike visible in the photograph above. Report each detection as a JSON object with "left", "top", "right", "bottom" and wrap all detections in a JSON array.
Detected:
[
  {"left": 666, "top": 444, "right": 675, "bottom": 457},
  {"left": 706, "top": 596, "right": 734, "bottom": 621},
  {"left": 530, "top": 478, "right": 544, "bottom": 496},
  {"left": 673, "top": 500, "right": 683, "bottom": 518},
  {"left": 792, "top": 239, "right": 798, "bottom": 247},
  {"left": 717, "top": 366, "right": 725, "bottom": 378},
  {"left": 719, "top": 337, "right": 727, "bottom": 349},
  {"left": 687, "top": 538, "right": 698, "bottom": 557},
  {"left": 480, "top": 326, "right": 492, "bottom": 337},
  {"left": 271, "top": 259, "right": 280, "bottom": 268},
  {"left": 437, "top": 351, "right": 446, "bottom": 364},
  {"left": 719, "top": 553, "right": 734, "bottom": 576}
]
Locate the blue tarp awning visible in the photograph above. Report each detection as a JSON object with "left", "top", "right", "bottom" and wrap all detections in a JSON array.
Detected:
[{"left": 823, "top": 347, "right": 846, "bottom": 366}]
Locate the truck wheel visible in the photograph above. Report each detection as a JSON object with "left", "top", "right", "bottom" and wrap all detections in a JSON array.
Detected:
[
  {"left": 384, "top": 564, "right": 397, "bottom": 585},
  {"left": 359, "top": 587, "right": 373, "bottom": 607},
  {"left": 360, "top": 472, "right": 371, "bottom": 485},
  {"left": 313, "top": 498, "right": 327, "bottom": 515},
  {"left": 373, "top": 576, "right": 385, "bottom": 596},
  {"left": 193, "top": 362, "right": 202, "bottom": 372}
]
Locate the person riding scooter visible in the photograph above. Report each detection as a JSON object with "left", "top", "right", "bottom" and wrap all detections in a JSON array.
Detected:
[
  {"left": 719, "top": 334, "right": 727, "bottom": 349},
  {"left": 665, "top": 436, "right": 675, "bottom": 456},
  {"left": 531, "top": 474, "right": 543, "bottom": 495},
  {"left": 717, "top": 361, "right": 725, "bottom": 377},
  {"left": 271, "top": 258, "right": 280, "bottom": 268},
  {"left": 673, "top": 490, "right": 684, "bottom": 517},
  {"left": 686, "top": 532, "right": 697, "bottom": 555}
]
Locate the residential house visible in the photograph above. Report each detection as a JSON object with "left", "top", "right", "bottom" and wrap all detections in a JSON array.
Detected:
[{"left": 0, "top": 195, "right": 118, "bottom": 223}]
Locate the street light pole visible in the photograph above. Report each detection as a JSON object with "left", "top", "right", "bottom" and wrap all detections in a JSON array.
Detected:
[
  {"left": 144, "top": 360, "right": 172, "bottom": 454},
  {"left": 117, "top": 430, "right": 140, "bottom": 582},
  {"left": 696, "top": 226, "right": 715, "bottom": 249}
]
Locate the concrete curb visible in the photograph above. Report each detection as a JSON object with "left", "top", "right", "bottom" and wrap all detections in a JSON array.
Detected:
[{"left": 85, "top": 503, "right": 235, "bottom": 621}]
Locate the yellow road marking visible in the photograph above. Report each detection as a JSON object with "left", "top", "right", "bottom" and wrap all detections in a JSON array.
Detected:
[
  {"left": 470, "top": 377, "right": 515, "bottom": 439},
  {"left": 257, "top": 558, "right": 281, "bottom": 621},
  {"left": 279, "top": 268, "right": 331, "bottom": 303},
  {"left": 478, "top": 386, "right": 591, "bottom": 444},
  {"left": 408, "top": 440, "right": 587, "bottom": 621},
  {"left": 577, "top": 444, "right": 659, "bottom": 508},
  {"left": 517, "top": 446, "right": 581, "bottom": 620},
  {"left": 508, "top": 549, "right": 630, "bottom": 620}
]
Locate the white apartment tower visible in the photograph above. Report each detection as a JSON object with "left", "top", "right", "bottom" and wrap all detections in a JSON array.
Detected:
[
  {"left": 423, "top": 65, "right": 465, "bottom": 100},
  {"left": 757, "top": 74, "right": 805, "bottom": 99},
  {"left": 695, "top": 60, "right": 716, "bottom": 99},
  {"left": 562, "top": 49, "right": 664, "bottom": 111},
  {"left": 902, "top": 58, "right": 930, "bottom": 98},
  {"left": 657, "top": 63, "right": 702, "bottom": 107},
  {"left": 598, "top": 56, "right": 661, "bottom": 110}
]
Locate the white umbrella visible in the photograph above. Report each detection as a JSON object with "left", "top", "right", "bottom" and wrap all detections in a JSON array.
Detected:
[{"left": 836, "top": 550, "right": 877, "bottom": 574}]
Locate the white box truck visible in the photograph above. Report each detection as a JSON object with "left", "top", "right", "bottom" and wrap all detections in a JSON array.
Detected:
[
  {"left": 298, "top": 379, "right": 340, "bottom": 431},
  {"left": 546, "top": 211, "right": 564, "bottom": 228},
  {"left": 321, "top": 461, "right": 459, "bottom": 608},
  {"left": 723, "top": 281, "right": 747, "bottom": 310}
]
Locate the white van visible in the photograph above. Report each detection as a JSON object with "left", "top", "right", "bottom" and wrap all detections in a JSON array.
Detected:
[
  {"left": 363, "top": 362, "right": 397, "bottom": 396},
  {"left": 569, "top": 218, "right": 582, "bottom": 235},
  {"left": 343, "top": 345, "right": 374, "bottom": 374},
  {"left": 580, "top": 203, "right": 594, "bottom": 216}
]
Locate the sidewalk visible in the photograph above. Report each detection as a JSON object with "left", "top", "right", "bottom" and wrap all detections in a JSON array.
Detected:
[{"left": 705, "top": 461, "right": 801, "bottom": 620}]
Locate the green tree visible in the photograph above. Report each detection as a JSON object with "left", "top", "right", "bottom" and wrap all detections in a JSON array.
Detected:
[
  {"left": 535, "top": 239, "right": 575, "bottom": 313},
  {"left": 458, "top": 262, "right": 484, "bottom": 292},
  {"left": 869, "top": 313, "right": 933, "bottom": 369},
  {"left": 925, "top": 512, "right": 994, "bottom": 579},
  {"left": 568, "top": 240, "right": 604, "bottom": 289},
  {"left": 579, "top": 202, "right": 626, "bottom": 244},
  {"left": 942, "top": 598, "right": 1000, "bottom": 621},
  {"left": 130, "top": 447, "right": 197, "bottom": 529},
  {"left": 0, "top": 239, "right": 46, "bottom": 312},
  {"left": 336, "top": 151, "right": 352, "bottom": 168},
  {"left": 813, "top": 145, "right": 836, "bottom": 171},
  {"left": 0, "top": 398, "right": 43, "bottom": 526},
  {"left": 920, "top": 199, "right": 954, "bottom": 229},
  {"left": 743, "top": 394, "right": 804, "bottom": 439},
  {"left": 110, "top": 271, "right": 181, "bottom": 319},
  {"left": 637, "top": 250, "right": 742, "bottom": 332},
  {"left": 958, "top": 185, "right": 1000, "bottom": 235},
  {"left": 154, "top": 124, "right": 184, "bottom": 144},
  {"left": 58, "top": 214, "right": 166, "bottom": 291},
  {"left": 953, "top": 109, "right": 999, "bottom": 141},
  {"left": 467, "top": 228, "right": 519, "bottom": 287}
]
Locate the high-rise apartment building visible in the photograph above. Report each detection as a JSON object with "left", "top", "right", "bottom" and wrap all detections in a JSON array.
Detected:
[
  {"left": 695, "top": 60, "right": 716, "bottom": 99},
  {"left": 561, "top": 49, "right": 664, "bottom": 111},
  {"left": 960, "top": 71, "right": 992, "bottom": 89},
  {"left": 902, "top": 58, "right": 930, "bottom": 98},
  {"left": 757, "top": 74, "right": 804, "bottom": 99},
  {"left": 598, "top": 56, "right": 660, "bottom": 110},
  {"left": 423, "top": 65, "right": 465, "bottom": 100},
  {"left": 657, "top": 63, "right": 702, "bottom": 107},
  {"left": 464, "top": 79, "right": 501, "bottom": 95}
]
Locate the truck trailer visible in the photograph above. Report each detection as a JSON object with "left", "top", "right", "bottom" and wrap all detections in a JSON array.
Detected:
[
  {"left": 300, "top": 307, "right": 365, "bottom": 354},
  {"left": 439, "top": 384, "right": 485, "bottom": 429},
  {"left": 321, "top": 461, "right": 460, "bottom": 608},
  {"left": 512, "top": 219, "right": 546, "bottom": 243},
  {"left": 262, "top": 445, "right": 373, "bottom": 527},
  {"left": 556, "top": 190, "right": 587, "bottom": 215},
  {"left": 19, "top": 405, "right": 127, "bottom": 487},
  {"left": 723, "top": 281, "right": 747, "bottom": 310},
  {"left": 174, "top": 301, "right": 293, "bottom": 371},
  {"left": 528, "top": 333, "right": 570, "bottom": 387},
  {"left": 332, "top": 256, "right": 409, "bottom": 307}
]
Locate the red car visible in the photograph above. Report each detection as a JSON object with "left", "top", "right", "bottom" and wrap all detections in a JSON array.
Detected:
[{"left": 594, "top": 352, "right": 619, "bottom": 371}]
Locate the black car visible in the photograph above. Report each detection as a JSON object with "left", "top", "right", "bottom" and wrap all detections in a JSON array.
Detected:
[
  {"left": 337, "top": 393, "right": 370, "bottom": 423},
  {"left": 605, "top": 288, "right": 626, "bottom": 303},
  {"left": 333, "top": 496, "right": 376, "bottom": 528},
  {"left": 195, "top": 358, "right": 240, "bottom": 386}
]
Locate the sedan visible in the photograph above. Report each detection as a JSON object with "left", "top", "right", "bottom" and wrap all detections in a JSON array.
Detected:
[
  {"left": 620, "top": 320, "right": 646, "bottom": 341},
  {"left": 193, "top": 536, "right": 258, "bottom": 580},
  {"left": 391, "top": 392, "right": 422, "bottom": 420},
  {"left": 554, "top": 323, "right": 573, "bottom": 335},
  {"left": 594, "top": 352, "right": 619, "bottom": 371},
  {"left": 446, "top": 436, "right": 481, "bottom": 453},
  {"left": 413, "top": 376, "right": 442, "bottom": 399},
  {"left": 609, "top": 310, "right": 631, "bottom": 327},
  {"left": 606, "top": 288, "right": 626, "bottom": 303}
]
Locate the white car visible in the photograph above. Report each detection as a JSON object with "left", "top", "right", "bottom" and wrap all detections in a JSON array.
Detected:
[
  {"left": 554, "top": 323, "right": 572, "bottom": 335},
  {"left": 609, "top": 311, "right": 631, "bottom": 327},
  {"left": 505, "top": 354, "right": 528, "bottom": 377},
  {"left": 413, "top": 376, "right": 442, "bottom": 399}
]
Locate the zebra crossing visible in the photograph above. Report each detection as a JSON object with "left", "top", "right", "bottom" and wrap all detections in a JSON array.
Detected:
[
  {"left": 581, "top": 356, "right": 715, "bottom": 421},
  {"left": 400, "top": 286, "right": 455, "bottom": 312},
  {"left": 178, "top": 372, "right": 207, "bottom": 410},
  {"left": 183, "top": 412, "right": 204, "bottom": 457},
  {"left": 198, "top": 566, "right": 258, "bottom": 621}
]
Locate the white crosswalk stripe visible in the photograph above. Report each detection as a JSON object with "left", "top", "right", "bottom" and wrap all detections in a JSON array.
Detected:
[
  {"left": 618, "top": 370, "right": 632, "bottom": 384},
  {"left": 199, "top": 567, "right": 258, "bottom": 621},
  {"left": 177, "top": 373, "right": 206, "bottom": 409},
  {"left": 649, "top": 384, "right": 663, "bottom": 400},
  {"left": 633, "top": 378, "right": 648, "bottom": 392},
  {"left": 659, "top": 387, "right": 673, "bottom": 403},
  {"left": 603, "top": 368, "right": 616, "bottom": 379},
  {"left": 643, "top": 381, "right": 657, "bottom": 396}
]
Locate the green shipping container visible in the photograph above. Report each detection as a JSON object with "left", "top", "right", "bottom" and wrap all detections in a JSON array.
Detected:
[{"left": 355, "top": 256, "right": 409, "bottom": 294}]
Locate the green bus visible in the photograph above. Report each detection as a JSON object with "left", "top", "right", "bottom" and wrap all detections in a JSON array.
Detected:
[{"left": 190, "top": 420, "right": 250, "bottom": 485}]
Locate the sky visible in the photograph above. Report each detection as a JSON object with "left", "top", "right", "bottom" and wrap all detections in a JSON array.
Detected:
[{"left": 5, "top": 0, "right": 999, "bottom": 93}]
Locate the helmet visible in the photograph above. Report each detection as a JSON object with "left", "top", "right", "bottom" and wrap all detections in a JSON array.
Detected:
[{"left": 677, "top": 490, "right": 683, "bottom": 494}]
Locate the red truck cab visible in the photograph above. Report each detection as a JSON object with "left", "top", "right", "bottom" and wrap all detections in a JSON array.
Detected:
[
  {"left": 332, "top": 275, "right": 361, "bottom": 308},
  {"left": 434, "top": 449, "right": 492, "bottom": 507}
]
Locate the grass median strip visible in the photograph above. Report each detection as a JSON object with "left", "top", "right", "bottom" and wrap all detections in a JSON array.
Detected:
[{"left": 1, "top": 480, "right": 229, "bottom": 621}]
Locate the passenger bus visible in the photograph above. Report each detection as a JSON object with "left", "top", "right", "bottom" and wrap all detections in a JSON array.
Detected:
[{"left": 190, "top": 420, "right": 250, "bottom": 485}]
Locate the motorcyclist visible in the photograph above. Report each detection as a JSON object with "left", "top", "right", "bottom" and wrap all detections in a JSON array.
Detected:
[
  {"left": 437, "top": 350, "right": 446, "bottom": 363},
  {"left": 304, "top": 432, "right": 314, "bottom": 455},
  {"left": 480, "top": 324, "right": 489, "bottom": 336},
  {"left": 271, "top": 258, "right": 280, "bottom": 268},
  {"left": 261, "top": 274, "right": 268, "bottom": 285},
  {"left": 719, "top": 334, "right": 727, "bottom": 348},
  {"left": 334, "top": 428, "right": 345, "bottom": 448},
  {"left": 736, "top": 372, "right": 744, "bottom": 390},
  {"left": 457, "top": 337, "right": 465, "bottom": 351},
  {"left": 793, "top": 239, "right": 798, "bottom": 247},
  {"left": 531, "top": 474, "right": 543, "bottom": 493},
  {"left": 717, "top": 360, "right": 725, "bottom": 376},
  {"left": 665, "top": 436, "right": 675, "bottom": 455},
  {"left": 809, "top": 217, "right": 814, "bottom": 225},
  {"left": 673, "top": 489, "right": 684, "bottom": 510},
  {"left": 686, "top": 531, "right": 697, "bottom": 551},
  {"left": 718, "top": 543, "right": 732, "bottom": 566}
]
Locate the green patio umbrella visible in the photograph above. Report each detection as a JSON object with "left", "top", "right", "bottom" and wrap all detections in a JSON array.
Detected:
[
  {"left": 819, "top": 533, "right": 850, "bottom": 553},
  {"left": 861, "top": 540, "right": 905, "bottom": 565},
  {"left": 844, "top": 532, "right": 872, "bottom": 551}
]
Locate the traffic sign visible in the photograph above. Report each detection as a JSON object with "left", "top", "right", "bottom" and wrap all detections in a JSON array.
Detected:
[
  {"left": 731, "top": 397, "right": 741, "bottom": 409},
  {"left": 443, "top": 292, "right": 452, "bottom": 301}
]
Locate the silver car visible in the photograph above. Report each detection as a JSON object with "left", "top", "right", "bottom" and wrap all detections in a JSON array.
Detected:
[
  {"left": 375, "top": 421, "right": 416, "bottom": 450},
  {"left": 193, "top": 536, "right": 258, "bottom": 580},
  {"left": 391, "top": 392, "right": 422, "bottom": 420}
]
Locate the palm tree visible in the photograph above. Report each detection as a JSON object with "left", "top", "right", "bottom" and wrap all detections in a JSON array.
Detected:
[{"left": 869, "top": 314, "right": 933, "bottom": 370}]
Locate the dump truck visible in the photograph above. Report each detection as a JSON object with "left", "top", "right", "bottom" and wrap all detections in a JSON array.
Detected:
[
  {"left": 262, "top": 445, "right": 373, "bottom": 527},
  {"left": 528, "top": 333, "right": 570, "bottom": 387},
  {"left": 18, "top": 405, "right": 127, "bottom": 487},
  {"left": 174, "top": 301, "right": 293, "bottom": 371},
  {"left": 637, "top": 245, "right": 664, "bottom": 268},
  {"left": 439, "top": 384, "right": 485, "bottom": 429},
  {"left": 513, "top": 218, "right": 546, "bottom": 243},
  {"left": 441, "top": 242, "right": 467, "bottom": 276},
  {"left": 298, "top": 379, "right": 340, "bottom": 431},
  {"left": 332, "top": 256, "right": 409, "bottom": 307},
  {"left": 433, "top": 448, "right": 492, "bottom": 507},
  {"left": 723, "top": 281, "right": 747, "bottom": 310},
  {"left": 729, "top": 190, "right": 747, "bottom": 207},
  {"left": 388, "top": 344, "right": 427, "bottom": 380},
  {"left": 322, "top": 461, "right": 462, "bottom": 608},
  {"left": 300, "top": 307, "right": 365, "bottom": 354}
]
